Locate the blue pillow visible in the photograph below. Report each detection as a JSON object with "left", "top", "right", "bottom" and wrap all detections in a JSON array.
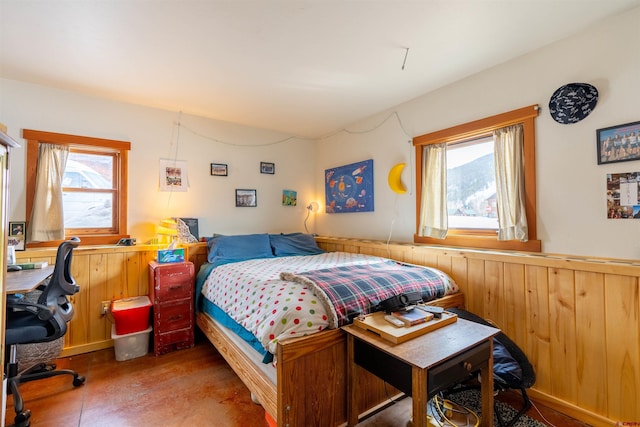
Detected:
[
  {"left": 269, "top": 233, "right": 324, "bottom": 257},
  {"left": 207, "top": 234, "right": 274, "bottom": 263}
]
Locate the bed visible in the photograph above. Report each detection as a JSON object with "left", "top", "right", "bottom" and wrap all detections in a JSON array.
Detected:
[{"left": 194, "top": 233, "right": 465, "bottom": 426}]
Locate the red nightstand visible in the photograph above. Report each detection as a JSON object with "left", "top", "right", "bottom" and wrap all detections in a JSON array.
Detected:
[{"left": 148, "top": 261, "right": 195, "bottom": 355}]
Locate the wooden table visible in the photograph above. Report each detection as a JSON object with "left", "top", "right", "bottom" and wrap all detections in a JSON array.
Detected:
[
  {"left": 5, "top": 266, "right": 54, "bottom": 294},
  {"left": 343, "top": 317, "right": 499, "bottom": 427}
]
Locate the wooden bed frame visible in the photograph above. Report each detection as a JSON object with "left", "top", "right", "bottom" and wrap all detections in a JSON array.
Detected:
[{"left": 196, "top": 292, "right": 464, "bottom": 426}]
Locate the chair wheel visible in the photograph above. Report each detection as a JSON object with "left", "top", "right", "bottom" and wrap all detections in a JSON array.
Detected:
[
  {"left": 73, "top": 375, "right": 86, "bottom": 387},
  {"left": 14, "top": 409, "right": 31, "bottom": 427}
]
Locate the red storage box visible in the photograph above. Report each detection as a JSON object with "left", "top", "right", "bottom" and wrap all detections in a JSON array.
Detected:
[{"left": 111, "top": 296, "right": 152, "bottom": 335}]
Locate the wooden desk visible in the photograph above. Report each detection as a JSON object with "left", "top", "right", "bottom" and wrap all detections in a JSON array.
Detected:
[
  {"left": 5, "top": 266, "right": 54, "bottom": 294},
  {"left": 343, "top": 317, "right": 499, "bottom": 427}
]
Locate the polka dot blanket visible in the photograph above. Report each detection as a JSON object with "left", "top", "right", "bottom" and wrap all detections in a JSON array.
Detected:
[{"left": 201, "top": 252, "right": 458, "bottom": 355}]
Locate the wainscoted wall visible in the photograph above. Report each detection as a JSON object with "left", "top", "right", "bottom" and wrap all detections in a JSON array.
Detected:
[
  {"left": 15, "top": 245, "right": 159, "bottom": 355},
  {"left": 16, "top": 239, "right": 638, "bottom": 426},
  {"left": 314, "top": 236, "right": 639, "bottom": 427}
]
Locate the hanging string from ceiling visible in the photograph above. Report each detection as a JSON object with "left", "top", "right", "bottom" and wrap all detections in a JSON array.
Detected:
[
  {"left": 172, "top": 109, "right": 412, "bottom": 147},
  {"left": 320, "top": 110, "right": 412, "bottom": 140},
  {"left": 401, "top": 47, "right": 409, "bottom": 71},
  {"left": 177, "top": 120, "right": 309, "bottom": 147}
]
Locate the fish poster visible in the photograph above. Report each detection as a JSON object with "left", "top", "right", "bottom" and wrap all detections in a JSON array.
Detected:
[{"left": 325, "top": 159, "right": 374, "bottom": 213}]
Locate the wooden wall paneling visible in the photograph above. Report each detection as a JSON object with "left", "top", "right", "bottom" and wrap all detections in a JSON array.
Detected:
[
  {"left": 123, "top": 250, "right": 141, "bottom": 297},
  {"left": 548, "top": 268, "right": 578, "bottom": 402},
  {"left": 574, "top": 271, "right": 607, "bottom": 416},
  {"left": 466, "top": 258, "right": 485, "bottom": 315},
  {"left": 343, "top": 244, "right": 361, "bottom": 254},
  {"left": 104, "top": 252, "right": 125, "bottom": 336},
  {"left": 450, "top": 256, "right": 469, "bottom": 300},
  {"left": 67, "top": 253, "right": 91, "bottom": 349},
  {"left": 524, "top": 266, "right": 551, "bottom": 393},
  {"left": 524, "top": 265, "right": 551, "bottom": 393},
  {"left": 435, "top": 254, "right": 453, "bottom": 278},
  {"left": 503, "top": 263, "right": 527, "bottom": 347},
  {"left": 483, "top": 260, "right": 503, "bottom": 325},
  {"left": 312, "top": 236, "right": 640, "bottom": 425},
  {"left": 88, "top": 253, "right": 109, "bottom": 344},
  {"left": 604, "top": 274, "right": 639, "bottom": 421},
  {"left": 139, "top": 249, "right": 157, "bottom": 295}
]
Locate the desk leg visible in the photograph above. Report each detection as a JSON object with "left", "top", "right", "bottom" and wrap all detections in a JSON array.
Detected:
[
  {"left": 346, "top": 335, "right": 358, "bottom": 427},
  {"left": 480, "top": 339, "right": 494, "bottom": 427},
  {"left": 411, "top": 367, "right": 427, "bottom": 427}
]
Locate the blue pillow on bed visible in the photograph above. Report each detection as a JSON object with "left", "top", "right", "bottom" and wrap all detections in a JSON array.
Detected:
[
  {"left": 269, "top": 233, "right": 324, "bottom": 257},
  {"left": 207, "top": 233, "right": 274, "bottom": 263}
]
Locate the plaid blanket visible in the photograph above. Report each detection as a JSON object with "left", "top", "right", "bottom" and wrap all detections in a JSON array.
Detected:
[{"left": 280, "top": 260, "right": 455, "bottom": 328}]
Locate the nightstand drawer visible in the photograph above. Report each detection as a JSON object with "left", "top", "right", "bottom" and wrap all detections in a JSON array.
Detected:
[
  {"left": 427, "top": 339, "right": 491, "bottom": 396},
  {"left": 150, "top": 262, "right": 194, "bottom": 301},
  {"left": 156, "top": 328, "right": 193, "bottom": 346},
  {"left": 155, "top": 300, "right": 193, "bottom": 332},
  {"left": 154, "top": 279, "right": 192, "bottom": 301}
]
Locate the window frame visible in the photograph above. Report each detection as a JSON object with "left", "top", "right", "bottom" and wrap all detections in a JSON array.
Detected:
[
  {"left": 413, "top": 105, "right": 541, "bottom": 252},
  {"left": 24, "top": 129, "right": 130, "bottom": 247}
]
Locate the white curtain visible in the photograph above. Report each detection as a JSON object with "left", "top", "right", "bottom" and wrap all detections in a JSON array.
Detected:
[
  {"left": 494, "top": 124, "right": 528, "bottom": 241},
  {"left": 28, "top": 144, "right": 69, "bottom": 242},
  {"left": 418, "top": 142, "right": 448, "bottom": 239}
]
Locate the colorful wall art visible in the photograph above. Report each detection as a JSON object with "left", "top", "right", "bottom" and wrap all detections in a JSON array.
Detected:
[{"left": 325, "top": 159, "right": 374, "bottom": 213}]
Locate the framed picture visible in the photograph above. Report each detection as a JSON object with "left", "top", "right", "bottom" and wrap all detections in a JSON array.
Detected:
[
  {"left": 210, "top": 163, "right": 228, "bottom": 176},
  {"left": 8, "top": 221, "right": 26, "bottom": 251},
  {"left": 236, "top": 189, "right": 257, "bottom": 207},
  {"left": 597, "top": 120, "right": 640, "bottom": 165},
  {"left": 159, "top": 159, "right": 188, "bottom": 192},
  {"left": 282, "top": 189, "right": 297, "bottom": 206},
  {"left": 260, "top": 162, "right": 275, "bottom": 174}
]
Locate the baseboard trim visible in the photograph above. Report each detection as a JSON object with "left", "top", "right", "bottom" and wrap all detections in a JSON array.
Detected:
[
  {"left": 60, "top": 340, "right": 113, "bottom": 357},
  {"left": 528, "top": 389, "right": 614, "bottom": 427}
]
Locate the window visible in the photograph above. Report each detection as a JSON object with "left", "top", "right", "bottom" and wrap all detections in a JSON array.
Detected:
[
  {"left": 447, "top": 136, "right": 497, "bottom": 230},
  {"left": 413, "top": 105, "right": 541, "bottom": 252},
  {"left": 24, "top": 129, "right": 130, "bottom": 247}
]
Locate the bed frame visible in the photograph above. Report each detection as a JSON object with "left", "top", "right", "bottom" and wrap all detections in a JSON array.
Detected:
[{"left": 196, "top": 291, "right": 464, "bottom": 426}]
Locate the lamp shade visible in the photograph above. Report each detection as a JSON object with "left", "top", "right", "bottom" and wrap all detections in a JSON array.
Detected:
[{"left": 157, "top": 218, "right": 178, "bottom": 246}]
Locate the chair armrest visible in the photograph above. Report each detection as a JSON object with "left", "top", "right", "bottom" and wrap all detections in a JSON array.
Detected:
[{"left": 6, "top": 299, "right": 54, "bottom": 321}]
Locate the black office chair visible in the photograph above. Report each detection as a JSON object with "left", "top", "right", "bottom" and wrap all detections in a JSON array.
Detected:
[
  {"left": 5, "top": 237, "right": 86, "bottom": 427},
  {"left": 443, "top": 308, "right": 536, "bottom": 427}
]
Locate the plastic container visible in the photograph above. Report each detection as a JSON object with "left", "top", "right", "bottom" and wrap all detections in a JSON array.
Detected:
[
  {"left": 111, "top": 296, "right": 152, "bottom": 335},
  {"left": 111, "top": 324, "right": 152, "bottom": 361}
]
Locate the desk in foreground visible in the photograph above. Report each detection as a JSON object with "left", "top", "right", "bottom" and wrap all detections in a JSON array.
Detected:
[
  {"left": 5, "top": 265, "right": 54, "bottom": 294},
  {"left": 343, "top": 317, "right": 499, "bottom": 427}
]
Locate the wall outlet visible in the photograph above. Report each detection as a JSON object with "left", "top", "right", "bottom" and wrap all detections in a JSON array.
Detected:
[{"left": 101, "top": 301, "right": 110, "bottom": 316}]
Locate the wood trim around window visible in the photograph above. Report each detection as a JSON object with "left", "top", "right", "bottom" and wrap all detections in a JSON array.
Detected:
[
  {"left": 23, "top": 129, "right": 130, "bottom": 247},
  {"left": 413, "top": 105, "right": 541, "bottom": 252}
]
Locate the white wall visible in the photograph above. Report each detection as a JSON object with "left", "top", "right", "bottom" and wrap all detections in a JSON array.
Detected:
[
  {"left": 1, "top": 7, "right": 638, "bottom": 259},
  {"left": 314, "top": 7, "right": 640, "bottom": 260},
  {"left": 0, "top": 79, "right": 317, "bottom": 243}
]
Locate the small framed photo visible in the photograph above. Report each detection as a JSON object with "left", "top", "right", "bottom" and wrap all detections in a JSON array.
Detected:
[
  {"left": 159, "top": 159, "right": 188, "bottom": 192},
  {"left": 210, "top": 163, "right": 228, "bottom": 176},
  {"left": 8, "top": 221, "right": 26, "bottom": 251},
  {"left": 597, "top": 120, "right": 640, "bottom": 165},
  {"left": 260, "top": 162, "right": 275, "bottom": 174},
  {"left": 236, "top": 189, "right": 257, "bottom": 207}
]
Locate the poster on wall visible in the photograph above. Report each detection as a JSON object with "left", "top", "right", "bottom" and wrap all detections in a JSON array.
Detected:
[
  {"left": 607, "top": 172, "right": 640, "bottom": 219},
  {"left": 325, "top": 159, "right": 373, "bottom": 213}
]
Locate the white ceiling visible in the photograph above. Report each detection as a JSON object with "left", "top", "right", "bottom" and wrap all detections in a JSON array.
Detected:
[{"left": 1, "top": 1, "right": 639, "bottom": 138}]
